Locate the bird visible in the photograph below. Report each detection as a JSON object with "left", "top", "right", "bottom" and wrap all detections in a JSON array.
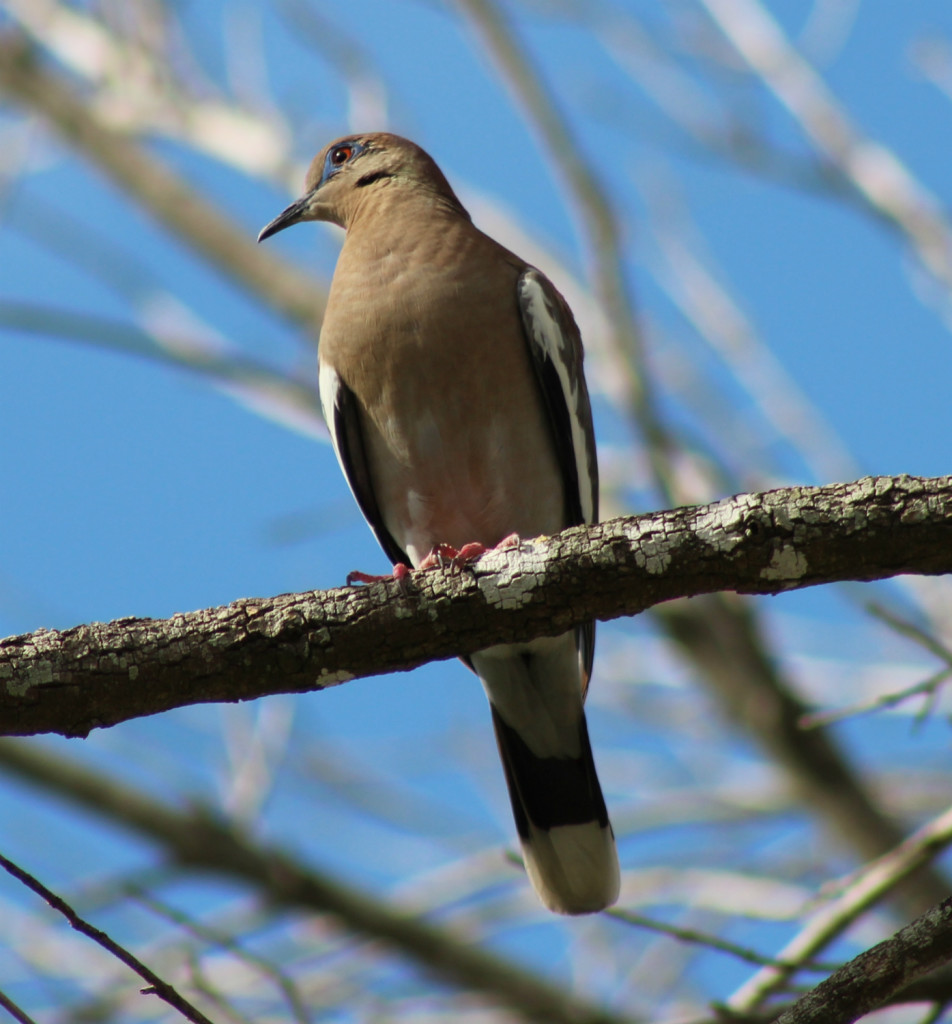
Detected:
[{"left": 258, "top": 133, "right": 619, "bottom": 914}]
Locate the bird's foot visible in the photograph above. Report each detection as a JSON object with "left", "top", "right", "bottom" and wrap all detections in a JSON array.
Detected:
[
  {"left": 496, "top": 533, "right": 522, "bottom": 551},
  {"left": 418, "top": 534, "right": 521, "bottom": 573},
  {"left": 346, "top": 563, "right": 412, "bottom": 586},
  {"left": 347, "top": 535, "right": 522, "bottom": 585},
  {"left": 417, "top": 543, "right": 466, "bottom": 572}
]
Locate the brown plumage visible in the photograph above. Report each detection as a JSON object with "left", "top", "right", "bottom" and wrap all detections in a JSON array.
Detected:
[{"left": 259, "top": 133, "right": 619, "bottom": 914}]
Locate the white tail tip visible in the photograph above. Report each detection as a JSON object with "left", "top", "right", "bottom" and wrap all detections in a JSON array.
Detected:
[{"left": 522, "top": 821, "right": 620, "bottom": 915}]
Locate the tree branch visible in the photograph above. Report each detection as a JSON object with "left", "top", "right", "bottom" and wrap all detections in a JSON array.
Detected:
[
  {"left": 728, "top": 803, "right": 952, "bottom": 1012},
  {"left": 0, "top": 31, "right": 325, "bottom": 330},
  {"left": 0, "top": 739, "right": 634, "bottom": 1024},
  {"left": 658, "top": 590, "right": 952, "bottom": 917},
  {"left": 0, "top": 849, "right": 216, "bottom": 1024},
  {"left": 775, "top": 896, "right": 952, "bottom": 1024},
  {"left": 2, "top": 474, "right": 951, "bottom": 738}
]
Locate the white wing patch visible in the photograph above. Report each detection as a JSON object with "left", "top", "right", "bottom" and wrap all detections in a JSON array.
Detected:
[
  {"left": 518, "top": 272, "right": 596, "bottom": 525},
  {"left": 318, "top": 360, "right": 345, "bottom": 468}
]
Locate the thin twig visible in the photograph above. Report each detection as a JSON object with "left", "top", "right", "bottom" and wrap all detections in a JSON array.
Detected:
[
  {"left": 0, "top": 987, "right": 38, "bottom": 1024},
  {"left": 0, "top": 741, "right": 634, "bottom": 1024},
  {"left": 727, "top": 803, "right": 952, "bottom": 1012},
  {"left": 0, "top": 850, "right": 217, "bottom": 1024},
  {"left": 799, "top": 667, "right": 952, "bottom": 730},
  {"left": 867, "top": 603, "right": 952, "bottom": 668},
  {"left": 606, "top": 907, "right": 838, "bottom": 972},
  {"left": 129, "top": 887, "right": 312, "bottom": 1024}
]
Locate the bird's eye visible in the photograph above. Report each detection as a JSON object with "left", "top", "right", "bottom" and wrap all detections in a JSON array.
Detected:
[{"left": 330, "top": 145, "right": 353, "bottom": 166}]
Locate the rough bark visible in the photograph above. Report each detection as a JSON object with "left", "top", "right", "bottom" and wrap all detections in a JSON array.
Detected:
[
  {"left": 776, "top": 897, "right": 952, "bottom": 1024},
  {"left": 2, "top": 474, "right": 951, "bottom": 738}
]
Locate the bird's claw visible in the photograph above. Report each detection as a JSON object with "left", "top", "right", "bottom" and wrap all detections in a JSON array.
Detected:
[
  {"left": 346, "top": 563, "right": 412, "bottom": 587},
  {"left": 418, "top": 535, "right": 521, "bottom": 573},
  {"left": 347, "top": 535, "right": 522, "bottom": 585}
]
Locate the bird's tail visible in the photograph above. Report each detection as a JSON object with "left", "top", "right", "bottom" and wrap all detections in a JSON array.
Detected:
[{"left": 474, "top": 638, "right": 619, "bottom": 915}]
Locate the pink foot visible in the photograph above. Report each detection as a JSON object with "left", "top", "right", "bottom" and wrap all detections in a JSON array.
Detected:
[
  {"left": 346, "top": 563, "right": 411, "bottom": 586},
  {"left": 418, "top": 535, "right": 521, "bottom": 573},
  {"left": 452, "top": 541, "right": 491, "bottom": 566},
  {"left": 417, "top": 543, "right": 460, "bottom": 571}
]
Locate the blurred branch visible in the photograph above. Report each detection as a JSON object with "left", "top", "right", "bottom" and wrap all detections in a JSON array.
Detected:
[
  {"left": 0, "top": 32, "right": 326, "bottom": 331},
  {"left": 868, "top": 602, "right": 952, "bottom": 667},
  {"left": 799, "top": 666, "right": 952, "bottom": 731},
  {"left": 3, "top": 473, "right": 952, "bottom": 738},
  {"left": 654, "top": 591, "right": 952, "bottom": 920},
  {"left": 0, "top": 849, "right": 216, "bottom": 1024},
  {"left": 1, "top": 0, "right": 292, "bottom": 177},
  {"left": 774, "top": 898, "right": 952, "bottom": 1024},
  {"left": 606, "top": 906, "right": 835, "bottom": 972},
  {"left": 699, "top": 0, "right": 952, "bottom": 293},
  {"left": 0, "top": 740, "right": 635, "bottom": 1024},
  {"left": 272, "top": 0, "right": 389, "bottom": 129},
  {"left": 794, "top": 602, "right": 952, "bottom": 729},
  {"left": 728, "top": 803, "right": 952, "bottom": 1013},
  {"left": 0, "top": 301, "right": 325, "bottom": 438},
  {"left": 129, "top": 888, "right": 311, "bottom": 1024},
  {"left": 646, "top": 190, "right": 857, "bottom": 486}
]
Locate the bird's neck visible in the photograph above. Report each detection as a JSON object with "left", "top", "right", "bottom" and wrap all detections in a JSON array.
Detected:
[{"left": 344, "top": 180, "right": 469, "bottom": 241}]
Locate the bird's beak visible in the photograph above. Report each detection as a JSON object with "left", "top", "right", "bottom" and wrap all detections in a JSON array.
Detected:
[{"left": 257, "top": 192, "right": 314, "bottom": 242}]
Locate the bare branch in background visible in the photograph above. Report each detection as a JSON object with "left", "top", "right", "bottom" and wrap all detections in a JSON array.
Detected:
[
  {"left": 644, "top": 179, "right": 858, "bottom": 487},
  {"left": 0, "top": 33, "right": 326, "bottom": 330},
  {"left": 0, "top": 849, "right": 217, "bottom": 1024},
  {"left": 272, "top": 0, "right": 390, "bottom": 129},
  {"left": 0, "top": 740, "right": 636, "bottom": 1024},
  {"left": 0, "top": 301, "right": 325, "bottom": 437},
  {"left": 728, "top": 803, "right": 952, "bottom": 1012},
  {"left": 2, "top": 0, "right": 292, "bottom": 178},
  {"left": 699, "top": 0, "right": 952, "bottom": 293}
]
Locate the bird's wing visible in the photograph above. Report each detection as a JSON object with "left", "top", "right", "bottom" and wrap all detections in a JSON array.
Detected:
[
  {"left": 319, "top": 362, "right": 410, "bottom": 567},
  {"left": 517, "top": 269, "right": 599, "bottom": 528},
  {"left": 517, "top": 268, "right": 599, "bottom": 687}
]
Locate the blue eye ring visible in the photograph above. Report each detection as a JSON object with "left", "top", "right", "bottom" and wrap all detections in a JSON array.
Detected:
[{"left": 322, "top": 140, "right": 364, "bottom": 183}]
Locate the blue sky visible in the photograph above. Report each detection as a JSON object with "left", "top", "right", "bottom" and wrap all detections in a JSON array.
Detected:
[{"left": 2, "top": 1, "right": 952, "bottom": 1016}]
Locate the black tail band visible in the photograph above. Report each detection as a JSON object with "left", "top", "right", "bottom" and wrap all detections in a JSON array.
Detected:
[{"left": 491, "top": 707, "right": 610, "bottom": 837}]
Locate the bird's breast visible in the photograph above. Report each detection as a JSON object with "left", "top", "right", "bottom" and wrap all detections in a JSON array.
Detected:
[{"left": 320, "top": 221, "right": 565, "bottom": 564}]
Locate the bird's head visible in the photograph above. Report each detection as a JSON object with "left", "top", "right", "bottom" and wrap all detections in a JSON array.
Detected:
[{"left": 257, "top": 132, "right": 465, "bottom": 240}]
